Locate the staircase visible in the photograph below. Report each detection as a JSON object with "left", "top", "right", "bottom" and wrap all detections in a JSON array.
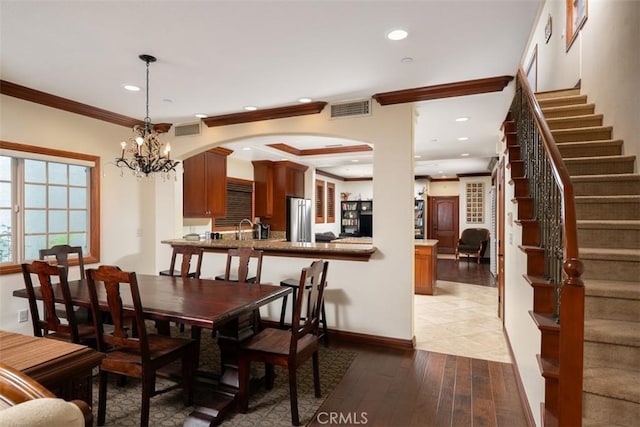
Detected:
[{"left": 536, "top": 88, "right": 640, "bottom": 426}]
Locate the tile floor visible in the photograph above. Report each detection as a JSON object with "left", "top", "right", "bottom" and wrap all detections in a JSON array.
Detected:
[{"left": 414, "top": 280, "right": 512, "bottom": 363}]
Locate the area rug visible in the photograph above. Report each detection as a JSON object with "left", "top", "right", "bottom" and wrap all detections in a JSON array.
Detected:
[{"left": 91, "top": 327, "right": 356, "bottom": 426}]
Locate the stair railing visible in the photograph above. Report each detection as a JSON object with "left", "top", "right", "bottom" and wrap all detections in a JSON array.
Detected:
[{"left": 510, "top": 67, "right": 585, "bottom": 426}]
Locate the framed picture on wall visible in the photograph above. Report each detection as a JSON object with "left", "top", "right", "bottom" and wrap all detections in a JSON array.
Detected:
[{"left": 566, "top": 0, "right": 588, "bottom": 50}]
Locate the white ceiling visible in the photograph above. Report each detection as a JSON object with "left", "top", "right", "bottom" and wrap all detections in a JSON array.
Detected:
[{"left": 0, "top": 0, "right": 542, "bottom": 179}]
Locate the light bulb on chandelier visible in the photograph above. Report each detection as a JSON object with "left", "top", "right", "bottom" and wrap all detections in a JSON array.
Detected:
[{"left": 115, "top": 54, "right": 179, "bottom": 179}]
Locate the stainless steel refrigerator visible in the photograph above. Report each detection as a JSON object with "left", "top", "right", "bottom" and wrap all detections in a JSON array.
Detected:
[{"left": 286, "top": 196, "right": 313, "bottom": 242}]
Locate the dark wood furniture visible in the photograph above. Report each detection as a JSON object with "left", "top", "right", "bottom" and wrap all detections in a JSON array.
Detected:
[
  {"left": 414, "top": 240, "right": 438, "bottom": 295},
  {"left": 0, "top": 362, "right": 93, "bottom": 427},
  {"left": 455, "top": 228, "right": 490, "bottom": 264},
  {"left": 13, "top": 274, "right": 291, "bottom": 426},
  {"left": 21, "top": 260, "right": 96, "bottom": 345},
  {"left": 340, "top": 200, "right": 373, "bottom": 237},
  {"left": 215, "top": 247, "right": 263, "bottom": 283},
  {"left": 159, "top": 245, "right": 204, "bottom": 278},
  {"left": 86, "top": 265, "right": 196, "bottom": 427},
  {"left": 183, "top": 147, "right": 231, "bottom": 218},
  {"left": 0, "top": 330, "right": 103, "bottom": 406},
  {"left": 39, "top": 244, "right": 91, "bottom": 323},
  {"left": 278, "top": 278, "right": 328, "bottom": 346},
  {"left": 238, "top": 260, "right": 328, "bottom": 426},
  {"left": 39, "top": 244, "right": 86, "bottom": 278},
  {"left": 252, "top": 160, "right": 307, "bottom": 231}
]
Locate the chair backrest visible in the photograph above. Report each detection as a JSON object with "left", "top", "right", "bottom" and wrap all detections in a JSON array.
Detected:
[
  {"left": 168, "top": 245, "right": 204, "bottom": 278},
  {"left": 290, "top": 260, "right": 328, "bottom": 353},
  {"left": 39, "top": 245, "right": 85, "bottom": 280},
  {"left": 460, "top": 228, "right": 490, "bottom": 246},
  {"left": 224, "top": 247, "right": 263, "bottom": 283},
  {"left": 85, "top": 265, "right": 150, "bottom": 361},
  {"left": 21, "top": 260, "right": 81, "bottom": 343}
]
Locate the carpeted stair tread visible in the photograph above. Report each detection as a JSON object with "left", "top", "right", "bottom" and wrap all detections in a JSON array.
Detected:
[
  {"left": 565, "top": 155, "right": 636, "bottom": 164},
  {"left": 584, "top": 367, "right": 640, "bottom": 403},
  {"left": 578, "top": 220, "right": 640, "bottom": 228},
  {"left": 584, "top": 279, "right": 640, "bottom": 300},
  {"left": 572, "top": 173, "right": 640, "bottom": 182},
  {"left": 575, "top": 194, "right": 640, "bottom": 203},
  {"left": 584, "top": 319, "right": 640, "bottom": 346},
  {"left": 580, "top": 247, "right": 640, "bottom": 261}
]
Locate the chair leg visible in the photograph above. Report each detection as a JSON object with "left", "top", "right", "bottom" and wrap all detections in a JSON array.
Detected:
[
  {"left": 141, "top": 376, "right": 154, "bottom": 427},
  {"left": 97, "top": 371, "right": 108, "bottom": 426},
  {"left": 265, "top": 363, "right": 275, "bottom": 390},
  {"left": 237, "top": 358, "right": 250, "bottom": 413},
  {"left": 312, "top": 351, "right": 321, "bottom": 398},
  {"left": 279, "top": 294, "right": 288, "bottom": 329},
  {"left": 320, "top": 302, "right": 329, "bottom": 346},
  {"left": 288, "top": 365, "right": 300, "bottom": 426}
]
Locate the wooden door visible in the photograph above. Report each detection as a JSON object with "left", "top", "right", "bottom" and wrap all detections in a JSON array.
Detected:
[
  {"left": 427, "top": 196, "right": 459, "bottom": 254},
  {"left": 497, "top": 159, "right": 506, "bottom": 321}
]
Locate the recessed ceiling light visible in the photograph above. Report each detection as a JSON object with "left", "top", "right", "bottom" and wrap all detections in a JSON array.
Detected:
[
  {"left": 351, "top": 159, "right": 359, "bottom": 163},
  {"left": 438, "top": 170, "right": 444, "bottom": 174},
  {"left": 455, "top": 117, "right": 469, "bottom": 122},
  {"left": 415, "top": 155, "right": 421, "bottom": 159},
  {"left": 431, "top": 138, "right": 439, "bottom": 142},
  {"left": 242, "top": 147, "right": 252, "bottom": 151},
  {"left": 387, "top": 29, "right": 408, "bottom": 41},
  {"left": 244, "top": 106, "right": 258, "bottom": 111},
  {"left": 457, "top": 137, "right": 469, "bottom": 141},
  {"left": 123, "top": 84, "right": 140, "bottom": 92},
  {"left": 401, "top": 57, "right": 414, "bottom": 63},
  {"left": 298, "top": 97, "right": 312, "bottom": 103},
  {"left": 162, "top": 98, "right": 173, "bottom": 103},
  {"left": 194, "top": 113, "right": 207, "bottom": 118},
  {"left": 461, "top": 153, "right": 470, "bottom": 157}
]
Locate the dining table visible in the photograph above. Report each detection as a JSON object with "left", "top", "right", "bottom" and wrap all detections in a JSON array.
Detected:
[{"left": 12, "top": 274, "right": 292, "bottom": 427}]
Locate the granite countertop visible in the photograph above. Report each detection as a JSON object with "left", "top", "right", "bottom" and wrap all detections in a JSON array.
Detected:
[
  {"left": 161, "top": 238, "right": 377, "bottom": 256},
  {"left": 415, "top": 239, "right": 438, "bottom": 247}
]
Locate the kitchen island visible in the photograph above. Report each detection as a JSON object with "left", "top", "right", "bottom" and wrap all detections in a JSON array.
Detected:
[
  {"left": 161, "top": 238, "right": 377, "bottom": 262},
  {"left": 415, "top": 239, "right": 438, "bottom": 295}
]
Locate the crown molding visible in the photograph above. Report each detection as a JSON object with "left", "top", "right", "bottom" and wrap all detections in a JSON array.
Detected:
[
  {"left": 372, "top": 75, "right": 514, "bottom": 105},
  {"left": 0, "top": 80, "right": 147, "bottom": 129},
  {"left": 266, "top": 143, "right": 372, "bottom": 157},
  {"left": 203, "top": 101, "right": 327, "bottom": 127}
]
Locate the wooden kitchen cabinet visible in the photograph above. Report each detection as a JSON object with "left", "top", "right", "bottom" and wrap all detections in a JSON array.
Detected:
[
  {"left": 252, "top": 160, "right": 307, "bottom": 230},
  {"left": 183, "top": 147, "right": 232, "bottom": 218},
  {"left": 415, "top": 240, "right": 438, "bottom": 295}
]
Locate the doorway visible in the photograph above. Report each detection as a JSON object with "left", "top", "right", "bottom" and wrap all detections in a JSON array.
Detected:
[{"left": 427, "top": 196, "right": 459, "bottom": 254}]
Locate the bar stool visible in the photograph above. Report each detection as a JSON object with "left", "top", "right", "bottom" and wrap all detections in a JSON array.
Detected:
[{"left": 278, "top": 277, "right": 329, "bottom": 346}]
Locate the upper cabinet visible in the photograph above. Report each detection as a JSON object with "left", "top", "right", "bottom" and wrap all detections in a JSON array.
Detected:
[
  {"left": 183, "top": 147, "right": 232, "bottom": 218},
  {"left": 252, "top": 160, "right": 307, "bottom": 230}
]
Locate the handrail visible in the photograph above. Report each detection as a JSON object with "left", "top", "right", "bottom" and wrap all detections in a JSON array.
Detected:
[
  {"left": 516, "top": 68, "right": 581, "bottom": 266},
  {"left": 514, "top": 67, "right": 584, "bottom": 426}
]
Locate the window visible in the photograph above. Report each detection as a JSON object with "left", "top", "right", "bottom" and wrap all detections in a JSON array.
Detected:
[
  {"left": 315, "top": 179, "right": 325, "bottom": 223},
  {"left": 566, "top": 0, "right": 588, "bottom": 50},
  {"left": 214, "top": 178, "right": 253, "bottom": 228},
  {"left": 466, "top": 182, "right": 484, "bottom": 223},
  {"left": 326, "top": 182, "right": 336, "bottom": 223},
  {"left": 0, "top": 141, "right": 100, "bottom": 274}
]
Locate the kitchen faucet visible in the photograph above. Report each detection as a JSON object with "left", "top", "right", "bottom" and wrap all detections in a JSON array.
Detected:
[{"left": 237, "top": 218, "right": 253, "bottom": 240}]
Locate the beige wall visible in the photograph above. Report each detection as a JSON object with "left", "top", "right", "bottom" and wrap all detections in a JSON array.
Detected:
[{"left": 1, "top": 95, "right": 417, "bottom": 342}]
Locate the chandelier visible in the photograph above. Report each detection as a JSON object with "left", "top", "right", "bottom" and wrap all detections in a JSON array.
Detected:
[{"left": 116, "top": 54, "right": 179, "bottom": 179}]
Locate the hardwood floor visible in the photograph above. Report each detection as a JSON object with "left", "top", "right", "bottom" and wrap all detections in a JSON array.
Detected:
[
  {"left": 307, "top": 257, "right": 526, "bottom": 426},
  {"left": 309, "top": 342, "right": 528, "bottom": 427},
  {"left": 437, "top": 258, "right": 496, "bottom": 287}
]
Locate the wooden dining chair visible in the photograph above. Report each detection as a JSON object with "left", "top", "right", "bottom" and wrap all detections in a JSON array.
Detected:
[
  {"left": 21, "top": 260, "right": 96, "bottom": 346},
  {"left": 86, "top": 265, "right": 196, "bottom": 427},
  {"left": 237, "top": 259, "right": 328, "bottom": 426},
  {"left": 39, "top": 244, "right": 91, "bottom": 323},
  {"left": 159, "top": 245, "right": 204, "bottom": 278},
  {"left": 215, "top": 247, "right": 263, "bottom": 283}
]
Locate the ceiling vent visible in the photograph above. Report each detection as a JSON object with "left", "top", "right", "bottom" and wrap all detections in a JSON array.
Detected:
[
  {"left": 174, "top": 122, "right": 201, "bottom": 137},
  {"left": 330, "top": 99, "right": 371, "bottom": 119}
]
